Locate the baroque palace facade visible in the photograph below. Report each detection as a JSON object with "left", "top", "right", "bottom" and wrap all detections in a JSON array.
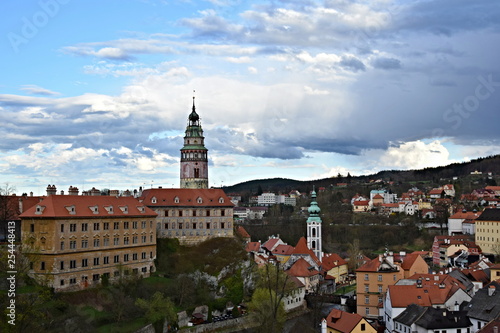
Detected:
[{"left": 20, "top": 193, "right": 157, "bottom": 291}]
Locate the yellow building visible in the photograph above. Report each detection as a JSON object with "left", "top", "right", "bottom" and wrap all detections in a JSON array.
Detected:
[
  {"left": 322, "top": 253, "right": 349, "bottom": 284},
  {"left": 356, "top": 253, "right": 404, "bottom": 319},
  {"left": 20, "top": 191, "right": 157, "bottom": 291},
  {"left": 321, "top": 308, "right": 377, "bottom": 333},
  {"left": 475, "top": 208, "right": 500, "bottom": 255}
]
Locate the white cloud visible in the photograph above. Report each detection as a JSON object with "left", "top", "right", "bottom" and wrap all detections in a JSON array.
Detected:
[{"left": 20, "top": 85, "right": 60, "bottom": 96}]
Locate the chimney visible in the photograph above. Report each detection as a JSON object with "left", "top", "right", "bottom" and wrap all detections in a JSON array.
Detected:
[
  {"left": 90, "top": 187, "right": 100, "bottom": 196},
  {"left": 68, "top": 186, "right": 79, "bottom": 195},
  {"left": 488, "top": 285, "right": 495, "bottom": 296},
  {"left": 46, "top": 184, "right": 57, "bottom": 196},
  {"left": 493, "top": 326, "right": 498, "bottom": 333},
  {"left": 30, "top": 191, "right": 33, "bottom": 197},
  {"left": 109, "top": 189, "right": 119, "bottom": 197},
  {"left": 60, "top": 190, "right": 64, "bottom": 195}
]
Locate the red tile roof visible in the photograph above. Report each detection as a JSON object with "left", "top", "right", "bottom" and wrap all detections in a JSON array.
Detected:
[
  {"left": 324, "top": 309, "right": 364, "bottom": 332},
  {"left": 262, "top": 237, "right": 282, "bottom": 251},
  {"left": 388, "top": 283, "right": 460, "bottom": 308},
  {"left": 20, "top": 195, "right": 157, "bottom": 218},
  {"left": 272, "top": 244, "right": 294, "bottom": 256},
  {"left": 245, "top": 241, "right": 261, "bottom": 253},
  {"left": 237, "top": 226, "right": 250, "bottom": 238},
  {"left": 287, "top": 258, "right": 320, "bottom": 277},
  {"left": 322, "top": 253, "right": 348, "bottom": 271},
  {"left": 292, "top": 237, "right": 321, "bottom": 266},
  {"left": 139, "top": 188, "right": 234, "bottom": 207}
]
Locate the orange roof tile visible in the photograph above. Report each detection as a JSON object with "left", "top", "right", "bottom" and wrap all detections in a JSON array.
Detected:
[
  {"left": 245, "top": 241, "right": 261, "bottom": 253},
  {"left": 272, "top": 244, "right": 294, "bottom": 256},
  {"left": 139, "top": 188, "right": 234, "bottom": 207},
  {"left": 292, "top": 237, "right": 321, "bottom": 266},
  {"left": 20, "top": 195, "right": 156, "bottom": 218},
  {"left": 322, "top": 253, "right": 348, "bottom": 270},
  {"left": 287, "top": 257, "right": 320, "bottom": 277},
  {"left": 237, "top": 226, "right": 250, "bottom": 238},
  {"left": 324, "top": 309, "right": 364, "bottom": 332}
]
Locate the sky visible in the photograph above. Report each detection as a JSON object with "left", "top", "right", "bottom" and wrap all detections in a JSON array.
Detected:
[{"left": 1, "top": 0, "right": 500, "bottom": 196}]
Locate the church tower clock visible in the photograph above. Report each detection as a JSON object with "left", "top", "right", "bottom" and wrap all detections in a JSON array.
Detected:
[{"left": 180, "top": 97, "right": 209, "bottom": 189}]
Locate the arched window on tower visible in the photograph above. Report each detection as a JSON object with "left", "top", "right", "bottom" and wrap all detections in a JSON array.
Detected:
[
  {"left": 312, "top": 240, "right": 316, "bottom": 249},
  {"left": 312, "top": 227, "right": 316, "bottom": 237},
  {"left": 194, "top": 168, "right": 200, "bottom": 178}
]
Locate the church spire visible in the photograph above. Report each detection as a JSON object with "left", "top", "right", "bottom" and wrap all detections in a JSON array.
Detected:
[{"left": 307, "top": 186, "right": 323, "bottom": 261}]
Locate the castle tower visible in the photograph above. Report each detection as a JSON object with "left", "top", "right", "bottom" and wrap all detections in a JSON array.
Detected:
[
  {"left": 180, "top": 97, "right": 209, "bottom": 189},
  {"left": 307, "top": 188, "right": 322, "bottom": 261}
]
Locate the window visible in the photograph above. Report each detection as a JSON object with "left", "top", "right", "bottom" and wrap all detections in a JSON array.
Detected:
[
  {"left": 114, "top": 222, "right": 119, "bottom": 230},
  {"left": 124, "top": 222, "right": 129, "bottom": 229},
  {"left": 92, "top": 274, "right": 100, "bottom": 282},
  {"left": 206, "top": 210, "right": 210, "bottom": 216},
  {"left": 142, "top": 235, "right": 147, "bottom": 243},
  {"left": 103, "top": 256, "right": 109, "bottom": 265},
  {"left": 378, "top": 285, "right": 383, "bottom": 293},
  {"left": 60, "top": 224, "right": 64, "bottom": 233},
  {"left": 133, "top": 253, "right": 138, "bottom": 260},
  {"left": 142, "top": 252, "right": 146, "bottom": 259},
  {"left": 361, "top": 324, "right": 366, "bottom": 331},
  {"left": 133, "top": 236, "right": 138, "bottom": 244},
  {"left": 133, "top": 221, "right": 138, "bottom": 229},
  {"left": 60, "top": 261, "right": 64, "bottom": 270},
  {"left": 70, "top": 260, "right": 76, "bottom": 269},
  {"left": 94, "top": 257, "right": 99, "bottom": 266},
  {"left": 365, "top": 308, "right": 370, "bottom": 316},
  {"left": 365, "top": 296, "right": 370, "bottom": 304},
  {"left": 103, "top": 238, "right": 109, "bottom": 246},
  {"left": 124, "top": 236, "right": 129, "bottom": 245},
  {"left": 365, "top": 284, "right": 369, "bottom": 292},
  {"left": 179, "top": 210, "right": 183, "bottom": 217},
  {"left": 30, "top": 224, "right": 35, "bottom": 232},
  {"left": 93, "top": 223, "right": 100, "bottom": 231},
  {"left": 70, "top": 240, "right": 76, "bottom": 249},
  {"left": 378, "top": 274, "right": 382, "bottom": 282},
  {"left": 124, "top": 254, "right": 129, "bottom": 262},
  {"left": 113, "top": 255, "right": 119, "bottom": 263},
  {"left": 103, "top": 222, "right": 109, "bottom": 230},
  {"left": 60, "top": 279, "right": 65, "bottom": 286},
  {"left": 393, "top": 274, "right": 397, "bottom": 281},
  {"left": 60, "top": 241, "right": 65, "bottom": 250},
  {"left": 94, "top": 239, "right": 100, "bottom": 247},
  {"left": 365, "top": 274, "right": 369, "bottom": 281},
  {"left": 70, "top": 223, "right": 76, "bottom": 232},
  {"left": 179, "top": 223, "right": 183, "bottom": 230},
  {"left": 221, "top": 223, "right": 225, "bottom": 229},
  {"left": 82, "top": 259, "right": 88, "bottom": 267},
  {"left": 114, "top": 271, "right": 120, "bottom": 277},
  {"left": 81, "top": 240, "right": 88, "bottom": 248},
  {"left": 82, "top": 223, "right": 88, "bottom": 232},
  {"left": 114, "top": 237, "right": 119, "bottom": 246},
  {"left": 141, "top": 221, "right": 146, "bottom": 229},
  {"left": 206, "top": 222, "right": 211, "bottom": 229},
  {"left": 221, "top": 210, "right": 225, "bottom": 217},
  {"left": 70, "top": 278, "right": 76, "bottom": 284}
]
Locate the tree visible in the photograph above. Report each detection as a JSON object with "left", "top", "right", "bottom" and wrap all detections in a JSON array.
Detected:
[
  {"left": 249, "top": 263, "right": 295, "bottom": 333},
  {"left": 136, "top": 292, "right": 176, "bottom": 333},
  {"left": 248, "top": 288, "right": 286, "bottom": 333},
  {"left": 347, "top": 239, "right": 362, "bottom": 272},
  {"left": 0, "top": 183, "right": 18, "bottom": 241}
]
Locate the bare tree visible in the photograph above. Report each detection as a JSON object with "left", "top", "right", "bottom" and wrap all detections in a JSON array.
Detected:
[{"left": 0, "top": 183, "right": 18, "bottom": 241}]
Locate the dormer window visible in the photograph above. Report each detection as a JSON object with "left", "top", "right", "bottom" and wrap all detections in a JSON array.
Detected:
[
  {"left": 65, "top": 205, "right": 76, "bottom": 215},
  {"left": 104, "top": 206, "right": 113, "bottom": 214},
  {"left": 35, "top": 205, "right": 45, "bottom": 215},
  {"left": 137, "top": 206, "right": 145, "bottom": 213},
  {"left": 119, "top": 206, "right": 128, "bottom": 214},
  {"left": 89, "top": 206, "right": 99, "bottom": 214},
  {"left": 197, "top": 197, "right": 203, "bottom": 204},
  {"left": 151, "top": 197, "right": 157, "bottom": 204},
  {"left": 174, "top": 197, "right": 180, "bottom": 204},
  {"left": 219, "top": 197, "right": 224, "bottom": 204}
]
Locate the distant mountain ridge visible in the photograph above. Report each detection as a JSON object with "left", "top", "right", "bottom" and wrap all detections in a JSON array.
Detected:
[{"left": 222, "top": 154, "right": 500, "bottom": 194}]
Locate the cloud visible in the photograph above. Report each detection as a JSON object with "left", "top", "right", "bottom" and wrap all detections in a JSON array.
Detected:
[
  {"left": 20, "top": 85, "right": 61, "bottom": 96},
  {"left": 372, "top": 57, "right": 401, "bottom": 70},
  {"left": 340, "top": 55, "right": 366, "bottom": 72}
]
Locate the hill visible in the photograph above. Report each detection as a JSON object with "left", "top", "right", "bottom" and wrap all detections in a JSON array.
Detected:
[{"left": 222, "top": 154, "right": 500, "bottom": 195}]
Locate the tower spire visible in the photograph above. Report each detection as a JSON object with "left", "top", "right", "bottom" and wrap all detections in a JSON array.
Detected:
[{"left": 307, "top": 186, "right": 322, "bottom": 261}]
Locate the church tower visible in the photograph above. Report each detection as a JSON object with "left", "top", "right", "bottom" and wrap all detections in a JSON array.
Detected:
[
  {"left": 180, "top": 97, "right": 209, "bottom": 189},
  {"left": 307, "top": 188, "right": 322, "bottom": 261}
]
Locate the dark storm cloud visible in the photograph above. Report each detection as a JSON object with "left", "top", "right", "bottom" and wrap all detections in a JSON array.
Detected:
[{"left": 372, "top": 57, "right": 401, "bottom": 70}]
